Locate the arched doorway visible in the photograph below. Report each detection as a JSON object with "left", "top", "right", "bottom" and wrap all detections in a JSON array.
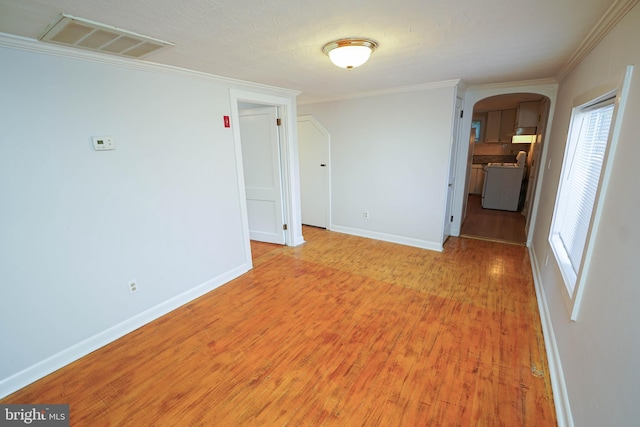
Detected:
[
  {"left": 450, "top": 83, "right": 558, "bottom": 245},
  {"left": 461, "top": 93, "right": 550, "bottom": 244}
]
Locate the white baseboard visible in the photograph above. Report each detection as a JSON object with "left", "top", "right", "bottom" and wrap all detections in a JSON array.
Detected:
[
  {"left": 528, "top": 246, "right": 574, "bottom": 427},
  {"left": 330, "top": 225, "right": 443, "bottom": 252},
  {"left": 292, "top": 235, "right": 306, "bottom": 246},
  {"left": 0, "top": 264, "right": 250, "bottom": 399}
]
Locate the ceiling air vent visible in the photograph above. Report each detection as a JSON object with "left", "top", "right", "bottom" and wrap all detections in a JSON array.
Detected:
[{"left": 38, "top": 14, "right": 174, "bottom": 59}]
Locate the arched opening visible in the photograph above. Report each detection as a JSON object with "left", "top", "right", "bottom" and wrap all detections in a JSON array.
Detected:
[{"left": 460, "top": 92, "right": 551, "bottom": 244}]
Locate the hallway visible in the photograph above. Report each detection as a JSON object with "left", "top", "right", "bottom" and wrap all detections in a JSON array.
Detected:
[{"left": 460, "top": 194, "right": 527, "bottom": 245}]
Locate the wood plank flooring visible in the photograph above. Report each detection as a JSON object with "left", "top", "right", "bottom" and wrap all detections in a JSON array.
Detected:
[
  {"left": 1, "top": 227, "right": 555, "bottom": 426},
  {"left": 460, "top": 195, "right": 527, "bottom": 245}
]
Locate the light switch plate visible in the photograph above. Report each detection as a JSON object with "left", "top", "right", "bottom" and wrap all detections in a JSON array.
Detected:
[{"left": 92, "top": 136, "right": 115, "bottom": 151}]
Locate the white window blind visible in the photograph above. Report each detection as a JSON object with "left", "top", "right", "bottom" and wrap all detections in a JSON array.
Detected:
[
  {"left": 558, "top": 101, "right": 614, "bottom": 269},
  {"left": 550, "top": 97, "right": 615, "bottom": 292}
]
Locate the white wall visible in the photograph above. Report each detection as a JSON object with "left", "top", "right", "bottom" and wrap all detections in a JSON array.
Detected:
[
  {"left": 0, "top": 37, "right": 297, "bottom": 397},
  {"left": 298, "top": 83, "right": 457, "bottom": 251},
  {"left": 530, "top": 3, "right": 640, "bottom": 425}
]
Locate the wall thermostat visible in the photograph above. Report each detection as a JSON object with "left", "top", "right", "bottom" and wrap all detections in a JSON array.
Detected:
[{"left": 92, "top": 136, "right": 115, "bottom": 151}]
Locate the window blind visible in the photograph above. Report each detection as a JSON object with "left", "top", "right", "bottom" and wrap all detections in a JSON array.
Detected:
[{"left": 557, "top": 101, "right": 614, "bottom": 272}]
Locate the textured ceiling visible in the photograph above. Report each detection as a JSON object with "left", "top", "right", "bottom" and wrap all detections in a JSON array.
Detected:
[{"left": 0, "top": 0, "right": 627, "bottom": 103}]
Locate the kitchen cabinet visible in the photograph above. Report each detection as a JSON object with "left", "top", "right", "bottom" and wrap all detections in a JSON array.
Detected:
[
  {"left": 485, "top": 109, "right": 515, "bottom": 142},
  {"left": 516, "top": 101, "right": 540, "bottom": 128},
  {"left": 469, "top": 164, "right": 486, "bottom": 194},
  {"left": 485, "top": 111, "right": 501, "bottom": 142},
  {"left": 499, "top": 109, "right": 516, "bottom": 142}
]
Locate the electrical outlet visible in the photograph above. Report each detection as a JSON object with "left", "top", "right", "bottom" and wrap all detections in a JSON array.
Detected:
[
  {"left": 363, "top": 211, "right": 369, "bottom": 219},
  {"left": 128, "top": 280, "right": 138, "bottom": 294}
]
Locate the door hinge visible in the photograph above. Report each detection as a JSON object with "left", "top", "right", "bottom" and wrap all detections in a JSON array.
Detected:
[
  {"left": 460, "top": 110, "right": 463, "bottom": 118},
  {"left": 276, "top": 118, "right": 282, "bottom": 126},
  {"left": 282, "top": 224, "right": 288, "bottom": 230},
  {"left": 450, "top": 215, "right": 454, "bottom": 222}
]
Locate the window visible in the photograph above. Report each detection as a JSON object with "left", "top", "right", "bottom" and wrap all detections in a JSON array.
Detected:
[
  {"left": 549, "top": 95, "right": 615, "bottom": 299},
  {"left": 471, "top": 120, "right": 481, "bottom": 142}
]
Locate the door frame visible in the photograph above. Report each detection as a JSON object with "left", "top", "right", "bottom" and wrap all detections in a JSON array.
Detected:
[
  {"left": 442, "top": 96, "right": 463, "bottom": 242},
  {"left": 450, "top": 82, "right": 558, "bottom": 246},
  {"left": 230, "top": 89, "right": 304, "bottom": 267}
]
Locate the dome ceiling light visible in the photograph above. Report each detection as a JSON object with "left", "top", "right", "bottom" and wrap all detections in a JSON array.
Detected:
[{"left": 322, "top": 38, "right": 378, "bottom": 69}]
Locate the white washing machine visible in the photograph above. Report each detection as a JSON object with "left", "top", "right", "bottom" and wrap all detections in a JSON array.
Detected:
[{"left": 482, "top": 151, "right": 526, "bottom": 211}]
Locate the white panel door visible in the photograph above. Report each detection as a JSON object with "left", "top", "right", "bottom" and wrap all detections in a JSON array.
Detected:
[
  {"left": 239, "top": 107, "right": 285, "bottom": 244},
  {"left": 297, "top": 116, "right": 330, "bottom": 228}
]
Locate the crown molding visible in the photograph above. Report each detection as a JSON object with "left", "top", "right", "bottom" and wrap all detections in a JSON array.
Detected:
[
  {"left": 0, "top": 32, "right": 301, "bottom": 98},
  {"left": 298, "top": 79, "right": 461, "bottom": 105},
  {"left": 556, "top": 0, "right": 639, "bottom": 81},
  {"left": 466, "top": 78, "right": 559, "bottom": 92}
]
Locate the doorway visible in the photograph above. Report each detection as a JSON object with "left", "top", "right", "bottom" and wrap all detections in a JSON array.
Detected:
[
  {"left": 460, "top": 195, "right": 527, "bottom": 243},
  {"left": 297, "top": 115, "right": 330, "bottom": 229},
  {"left": 460, "top": 92, "right": 551, "bottom": 245},
  {"left": 230, "top": 89, "right": 303, "bottom": 268}
]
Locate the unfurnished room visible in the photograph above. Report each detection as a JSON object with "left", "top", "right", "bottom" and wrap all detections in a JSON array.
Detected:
[{"left": 1, "top": 1, "right": 639, "bottom": 426}]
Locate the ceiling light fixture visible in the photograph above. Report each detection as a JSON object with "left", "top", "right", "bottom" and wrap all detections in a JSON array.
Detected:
[{"left": 322, "top": 38, "right": 378, "bottom": 69}]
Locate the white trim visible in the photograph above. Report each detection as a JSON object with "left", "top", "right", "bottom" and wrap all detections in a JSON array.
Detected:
[
  {"left": 548, "top": 94, "right": 617, "bottom": 302},
  {"left": 298, "top": 79, "right": 461, "bottom": 105},
  {"left": 556, "top": 0, "right": 639, "bottom": 81},
  {"left": 0, "top": 264, "right": 250, "bottom": 399},
  {"left": 529, "top": 247, "right": 574, "bottom": 427},
  {"left": 229, "top": 89, "right": 304, "bottom": 252},
  {"left": 569, "top": 65, "right": 633, "bottom": 320},
  {"left": 444, "top": 92, "right": 464, "bottom": 239},
  {"left": 467, "top": 78, "right": 559, "bottom": 91},
  {"left": 0, "top": 32, "right": 300, "bottom": 98},
  {"left": 330, "top": 225, "right": 443, "bottom": 252},
  {"left": 450, "top": 80, "right": 559, "bottom": 240},
  {"left": 230, "top": 98, "right": 255, "bottom": 267}
]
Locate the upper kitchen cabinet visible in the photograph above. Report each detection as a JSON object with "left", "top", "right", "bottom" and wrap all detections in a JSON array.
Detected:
[
  {"left": 485, "top": 109, "right": 515, "bottom": 142},
  {"left": 485, "top": 110, "right": 501, "bottom": 142},
  {"left": 499, "top": 109, "right": 516, "bottom": 142},
  {"left": 515, "top": 101, "right": 540, "bottom": 128}
]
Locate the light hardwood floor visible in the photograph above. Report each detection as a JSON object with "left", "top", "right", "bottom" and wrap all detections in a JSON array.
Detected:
[
  {"left": 460, "top": 194, "right": 527, "bottom": 245},
  {"left": 1, "top": 227, "right": 555, "bottom": 426}
]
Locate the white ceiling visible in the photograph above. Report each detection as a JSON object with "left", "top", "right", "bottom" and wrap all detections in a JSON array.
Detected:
[{"left": 0, "top": 0, "right": 631, "bottom": 103}]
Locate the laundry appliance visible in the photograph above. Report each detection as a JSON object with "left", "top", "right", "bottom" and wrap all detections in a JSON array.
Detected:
[{"left": 481, "top": 151, "right": 527, "bottom": 211}]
